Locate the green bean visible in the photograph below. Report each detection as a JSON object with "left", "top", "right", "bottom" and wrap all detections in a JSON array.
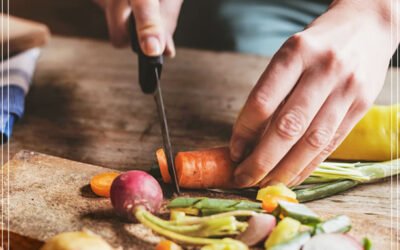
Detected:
[{"left": 295, "top": 180, "right": 359, "bottom": 203}]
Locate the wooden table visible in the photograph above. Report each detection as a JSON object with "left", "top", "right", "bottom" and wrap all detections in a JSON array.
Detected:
[{"left": 4, "top": 36, "right": 400, "bottom": 249}]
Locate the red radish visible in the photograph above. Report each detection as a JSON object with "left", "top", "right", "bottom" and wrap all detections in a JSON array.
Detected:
[
  {"left": 302, "top": 233, "right": 363, "bottom": 250},
  {"left": 236, "top": 213, "right": 276, "bottom": 246},
  {"left": 110, "top": 170, "right": 163, "bottom": 221}
]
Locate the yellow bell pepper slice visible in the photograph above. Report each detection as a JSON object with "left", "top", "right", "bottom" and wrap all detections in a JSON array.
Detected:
[
  {"left": 265, "top": 217, "right": 301, "bottom": 248},
  {"left": 257, "top": 183, "right": 297, "bottom": 201}
]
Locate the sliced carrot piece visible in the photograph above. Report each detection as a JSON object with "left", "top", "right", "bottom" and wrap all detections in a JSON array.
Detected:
[
  {"left": 262, "top": 194, "right": 299, "bottom": 212},
  {"left": 156, "top": 149, "right": 171, "bottom": 183},
  {"left": 155, "top": 240, "right": 182, "bottom": 250},
  {"left": 90, "top": 172, "right": 120, "bottom": 197},
  {"left": 156, "top": 147, "right": 236, "bottom": 189}
]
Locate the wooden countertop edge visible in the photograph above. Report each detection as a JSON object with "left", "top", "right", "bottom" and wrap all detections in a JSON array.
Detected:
[{"left": 0, "top": 229, "right": 44, "bottom": 250}]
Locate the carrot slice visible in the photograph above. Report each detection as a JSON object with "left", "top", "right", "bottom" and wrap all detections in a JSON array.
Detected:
[
  {"left": 90, "top": 172, "right": 120, "bottom": 197},
  {"left": 156, "top": 147, "right": 236, "bottom": 189},
  {"left": 155, "top": 240, "right": 182, "bottom": 250},
  {"left": 262, "top": 194, "right": 299, "bottom": 212},
  {"left": 156, "top": 149, "right": 172, "bottom": 183}
]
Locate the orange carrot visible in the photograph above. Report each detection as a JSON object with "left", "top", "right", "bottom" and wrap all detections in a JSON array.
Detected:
[
  {"left": 90, "top": 172, "right": 120, "bottom": 197},
  {"left": 155, "top": 240, "right": 182, "bottom": 250},
  {"left": 262, "top": 194, "right": 298, "bottom": 212},
  {"left": 156, "top": 149, "right": 171, "bottom": 184},
  {"left": 156, "top": 147, "right": 236, "bottom": 189}
]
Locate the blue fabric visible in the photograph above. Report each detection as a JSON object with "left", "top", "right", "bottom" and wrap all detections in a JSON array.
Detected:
[
  {"left": 0, "top": 85, "right": 25, "bottom": 143},
  {"left": 1, "top": 85, "right": 25, "bottom": 119},
  {"left": 219, "top": 0, "right": 329, "bottom": 56},
  {"left": 175, "top": 0, "right": 329, "bottom": 56},
  {"left": 0, "top": 113, "right": 15, "bottom": 143}
]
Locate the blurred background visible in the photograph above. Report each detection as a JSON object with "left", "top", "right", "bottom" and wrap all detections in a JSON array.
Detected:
[
  {"left": 10, "top": 0, "right": 330, "bottom": 57},
  {"left": 9, "top": 0, "right": 399, "bottom": 63}
]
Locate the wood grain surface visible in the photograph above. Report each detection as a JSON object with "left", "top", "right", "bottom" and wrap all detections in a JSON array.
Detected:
[{"left": 2, "top": 36, "right": 399, "bottom": 249}]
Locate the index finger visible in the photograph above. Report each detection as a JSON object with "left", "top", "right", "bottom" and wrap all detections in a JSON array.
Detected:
[{"left": 234, "top": 61, "right": 337, "bottom": 187}]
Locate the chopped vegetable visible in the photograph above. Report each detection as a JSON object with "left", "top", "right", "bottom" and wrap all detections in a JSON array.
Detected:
[
  {"left": 277, "top": 201, "right": 321, "bottom": 225},
  {"left": 135, "top": 206, "right": 250, "bottom": 245},
  {"left": 262, "top": 194, "right": 298, "bottom": 213},
  {"left": 200, "top": 238, "right": 249, "bottom": 250},
  {"left": 313, "top": 215, "right": 351, "bottom": 235},
  {"left": 110, "top": 170, "right": 163, "bottom": 221},
  {"left": 330, "top": 104, "right": 399, "bottom": 161},
  {"left": 170, "top": 208, "right": 200, "bottom": 216},
  {"left": 170, "top": 210, "right": 186, "bottom": 221},
  {"left": 167, "top": 197, "right": 263, "bottom": 215},
  {"left": 302, "top": 233, "right": 363, "bottom": 250},
  {"left": 265, "top": 217, "right": 301, "bottom": 248},
  {"left": 257, "top": 184, "right": 297, "bottom": 201},
  {"left": 267, "top": 231, "right": 311, "bottom": 250},
  {"left": 236, "top": 213, "right": 276, "bottom": 247},
  {"left": 295, "top": 180, "right": 359, "bottom": 203},
  {"left": 362, "top": 237, "right": 373, "bottom": 250},
  {"left": 157, "top": 147, "right": 236, "bottom": 188},
  {"left": 155, "top": 240, "right": 182, "bottom": 250},
  {"left": 90, "top": 172, "right": 120, "bottom": 197},
  {"left": 40, "top": 231, "right": 113, "bottom": 250}
]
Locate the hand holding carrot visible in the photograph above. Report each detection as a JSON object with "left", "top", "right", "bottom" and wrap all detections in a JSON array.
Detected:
[{"left": 230, "top": 0, "right": 399, "bottom": 187}]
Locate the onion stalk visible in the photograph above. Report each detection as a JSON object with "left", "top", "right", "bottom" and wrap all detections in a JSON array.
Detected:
[{"left": 295, "top": 158, "right": 399, "bottom": 202}]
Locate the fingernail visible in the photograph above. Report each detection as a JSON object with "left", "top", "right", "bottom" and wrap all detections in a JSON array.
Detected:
[
  {"left": 234, "top": 173, "right": 253, "bottom": 187},
  {"left": 142, "top": 36, "right": 161, "bottom": 56},
  {"left": 230, "top": 137, "right": 247, "bottom": 162}
]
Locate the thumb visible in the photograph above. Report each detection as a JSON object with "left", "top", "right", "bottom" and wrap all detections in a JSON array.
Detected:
[{"left": 131, "top": 0, "right": 165, "bottom": 56}]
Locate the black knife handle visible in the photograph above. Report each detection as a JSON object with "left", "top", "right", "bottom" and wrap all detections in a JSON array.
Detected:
[{"left": 129, "top": 13, "right": 163, "bottom": 94}]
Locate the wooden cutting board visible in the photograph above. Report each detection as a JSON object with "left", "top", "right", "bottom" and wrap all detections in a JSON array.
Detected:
[
  {"left": 1, "top": 150, "right": 398, "bottom": 249},
  {"left": 1, "top": 14, "right": 50, "bottom": 56}
]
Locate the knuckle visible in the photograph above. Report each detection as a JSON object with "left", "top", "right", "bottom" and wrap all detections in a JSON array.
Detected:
[
  {"left": 344, "top": 72, "right": 365, "bottom": 93},
  {"left": 234, "top": 121, "right": 259, "bottom": 139},
  {"left": 321, "top": 134, "right": 343, "bottom": 155},
  {"left": 355, "top": 97, "right": 373, "bottom": 112},
  {"left": 248, "top": 91, "right": 274, "bottom": 118},
  {"left": 322, "top": 48, "right": 344, "bottom": 72},
  {"left": 252, "top": 156, "right": 275, "bottom": 177},
  {"left": 305, "top": 128, "right": 331, "bottom": 149},
  {"left": 276, "top": 108, "right": 305, "bottom": 139},
  {"left": 285, "top": 33, "right": 307, "bottom": 52}
]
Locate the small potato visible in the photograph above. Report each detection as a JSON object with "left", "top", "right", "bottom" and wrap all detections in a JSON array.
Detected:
[{"left": 41, "top": 231, "right": 113, "bottom": 250}]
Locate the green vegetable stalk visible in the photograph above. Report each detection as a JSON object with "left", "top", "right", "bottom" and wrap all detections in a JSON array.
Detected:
[
  {"left": 134, "top": 206, "right": 249, "bottom": 245},
  {"left": 201, "top": 238, "right": 249, "bottom": 250},
  {"left": 295, "top": 158, "right": 399, "bottom": 202},
  {"left": 277, "top": 201, "right": 321, "bottom": 225},
  {"left": 295, "top": 180, "right": 359, "bottom": 203},
  {"left": 313, "top": 215, "right": 351, "bottom": 235},
  {"left": 303, "top": 159, "right": 400, "bottom": 184},
  {"left": 167, "top": 197, "right": 264, "bottom": 215}
]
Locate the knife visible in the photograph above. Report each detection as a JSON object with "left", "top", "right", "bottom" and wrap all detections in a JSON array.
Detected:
[{"left": 129, "top": 13, "right": 181, "bottom": 194}]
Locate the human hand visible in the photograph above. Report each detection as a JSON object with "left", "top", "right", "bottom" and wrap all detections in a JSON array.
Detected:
[
  {"left": 93, "top": 0, "right": 183, "bottom": 57},
  {"left": 230, "top": 0, "right": 398, "bottom": 188}
]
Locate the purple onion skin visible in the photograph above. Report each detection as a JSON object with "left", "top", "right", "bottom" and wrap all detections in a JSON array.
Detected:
[{"left": 110, "top": 170, "right": 163, "bottom": 221}]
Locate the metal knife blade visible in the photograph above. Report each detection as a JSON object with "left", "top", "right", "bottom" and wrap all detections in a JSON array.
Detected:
[{"left": 153, "top": 68, "right": 180, "bottom": 194}]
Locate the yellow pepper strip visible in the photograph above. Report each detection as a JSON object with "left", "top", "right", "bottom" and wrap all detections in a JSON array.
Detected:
[
  {"left": 329, "top": 104, "right": 399, "bottom": 161},
  {"left": 257, "top": 183, "right": 297, "bottom": 201},
  {"left": 265, "top": 217, "right": 301, "bottom": 248}
]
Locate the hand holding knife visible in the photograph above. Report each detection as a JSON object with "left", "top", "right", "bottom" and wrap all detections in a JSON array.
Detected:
[{"left": 129, "top": 13, "right": 180, "bottom": 194}]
